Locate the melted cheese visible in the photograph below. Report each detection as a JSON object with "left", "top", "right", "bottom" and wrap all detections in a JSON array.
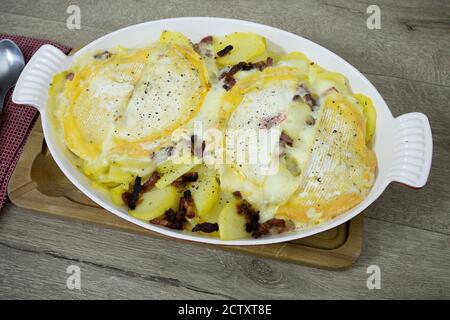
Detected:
[
  {"left": 276, "top": 93, "right": 376, "bottom": 226},
  {"left": 219, "top": 67, "right": 323, "bottom": 222},
  {"left": 112, "top": 43, "right": 210, "bottom": 156},
  {"left": 55, "top": 48, "right": 149, "bottom": 161}
]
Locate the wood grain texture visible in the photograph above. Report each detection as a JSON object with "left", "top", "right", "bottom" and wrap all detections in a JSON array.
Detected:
[
  {"left": 0, "top": 204, "right": 449, "bottom": 299},
  {"left": 0, "top": 0, "right": 449, "bottom": 299}
]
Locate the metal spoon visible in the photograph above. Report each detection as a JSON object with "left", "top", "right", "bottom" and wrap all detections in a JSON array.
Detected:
[{"left": 0, "top": 39, "right": 25, "bottom": 113}]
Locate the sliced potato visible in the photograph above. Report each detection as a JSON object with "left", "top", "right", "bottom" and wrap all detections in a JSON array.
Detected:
[
  {"left": 276, "top": 51, "right": 310, "bottom": 75},
  {"left": 307, "top": 63, "right": 322, "bottom": 83},
  {"left": 354, "top": 93, "right": 377, "bottom": 145},
  {"left": 156, "top": 159, "right": 193, "bottom": 174},
  {"left": 155, "top": 161, "right": 198, "bottom": 189},
  {"left": 248, "top": 50, "right": 268, "bottom": 63},
  {"left": 129, "top": 186, "right": 180, "bottom": 221},
  {"left": 189, "top": 191, "right": 232, "bottom": 228},
  {"left": 89, "top": 165, "right": 138, "bottom": 187},
  {"left": 156, "top": 160, "right": 178, "bottom": 174},
  {"left": 189, "top": 174, "right": 220, "bottom": 217},
  {"left": 106, "top": 165, "right": 136, "bottom": 185},
  {"left": 205, "top": 193, "right": 230, "bottom": 224},
  {"left": 159, "top": 30, "right": 192, "bottom": 47},
  {"left": 218, "top": 200, "right": 250, "bottom": 240},
  {"left": 278, "top": 51, "right": 311, "bottom": 63},
  {"left": 213, "top": 32, "right": 266, "bottom": 66},
  {"left": 82, "top": 160, "right": 108, "bottom": 177},
  {"left": 364, "top": 105, "right": 377, "bottom": 145},
  {"left": 267, "top": 50, "right": 283, "bottom": 64},
  {"left": 113, "top": 158, "right": 155, "bottom": 176}
]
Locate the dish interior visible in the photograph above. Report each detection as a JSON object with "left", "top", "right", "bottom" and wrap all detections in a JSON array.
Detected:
[{"left": 42, "top": 18, "right": 395, "bottom": 245}]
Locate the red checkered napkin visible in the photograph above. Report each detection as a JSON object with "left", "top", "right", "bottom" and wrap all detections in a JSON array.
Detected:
[{"left": 0, "top": 34, "right": 71, "bottom": 210}]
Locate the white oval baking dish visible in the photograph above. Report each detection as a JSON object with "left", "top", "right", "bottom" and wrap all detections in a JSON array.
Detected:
[{"left": 12, "top": 17, "right": 432, "bottom": 245}]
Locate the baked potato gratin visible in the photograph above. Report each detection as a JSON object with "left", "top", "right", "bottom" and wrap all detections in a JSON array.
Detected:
[{"left": 48, "top": 31, "right": 377, "bottom": 240}]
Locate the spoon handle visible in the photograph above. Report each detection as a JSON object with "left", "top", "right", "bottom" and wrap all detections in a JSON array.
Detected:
[{"left": 0, "top": 87, "right": 7, "bottom": 113}]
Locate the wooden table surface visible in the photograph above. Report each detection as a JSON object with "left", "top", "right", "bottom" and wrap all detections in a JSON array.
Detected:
[{"left": 1, "top": 0, "right": 449, "bottom": 299}]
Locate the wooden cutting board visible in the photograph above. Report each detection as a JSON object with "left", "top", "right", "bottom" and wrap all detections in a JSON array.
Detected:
[{"left": 7, "top": 118, "right": 363, "bottom": 269}]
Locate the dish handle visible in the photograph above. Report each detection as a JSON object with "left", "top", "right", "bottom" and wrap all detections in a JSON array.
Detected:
[
  {"left": 387, "top": 112, "right": 432, "bottom": 188},
  {"left": 12, "top": 45, "right": 69, "bottom": 111}
]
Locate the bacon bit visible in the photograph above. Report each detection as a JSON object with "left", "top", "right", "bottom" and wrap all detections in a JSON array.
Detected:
[
  {"left": 192, "top": 222, "right": 219, "bottom": 233},
  {"left": 241, "top": 62, "right": 254, "bottom": 71},
  {"left": 193, "top": 36, "right": 213, "bottom": 57},
  {"left": 172, "top": 172, "right": 199, "bottom": 188},
  {"left": 220, "top": 57, "right": 273, "bottom": 79},
  {"left": 151, "top": 208, "right": 186, "bottom": 230},
  {"left": 164, "top": 208, "right": 179, "bottom": 222},
  {"left": 304, "top": 94, "right": 316, "bottom": 109},
  {"left": 252, "top": 57, "right": 273, "bottom": 71},
  {"left": 218, "top": 62, "right": 243, "bottom": 80},
  {"left": 149, "top": 188, "right": 197, "bottom": 230},
  {"left": 326, "top": 86, "right": 339, "bottom": 94},
  {"left": 280, "top": 131, "right": 294, "bottom": 147},
  {"left": 293, "top": 84, "right": 317, "bottom": 110},
  {"left": 222, "top": 76, "right": 236, "bottom": 90},
  {"left": 127, "top": 177, "right": 142, "bottom": 210},
  {"left": 190, "top": 135, "right": 206, "bottom": 157},
  {"left": 259, "top": 113, "right": 287, "bottom": 129},
  {"left": 149, "top": 217, "right": 170, "bottom": 227},
  {"left": 237, "top": 200, "right": 294, "bottom": 238},
  {"left": 305, "top": 116, "right": 316, "bottom": 126},
  {"left": 253, "top": 218, "right": 294, "bottom": 238},
  {"left": 258, "top": 57, "right": 273, "bottom": 70},
  {"left": 123, "top": 173, "right": 160, "bottom": 208},
  {"left": 121, "top": 191, "right": 131, "bottom": 206},
  {"left": 292, "top": 94, "right": 302, "bottom": 102},
  {"left": 142, "top": 172, "right": 160, "bottom": 192},
  {"left": 179, "top": 190, "right": 195, "bottom": 218},
  {"left": 232, "top": 191, "right": 243, "bottom": 199},
  {"left": 216, "top": 45, "right": 234, "bottom": 57},
  {"left": 236, "top": 200, "right": 260, "bottom": 234},
  {"left": 65, "top": 72, "right": 74, "bottom": 80},
  {"left": 164, "top": 208, "right": 191, "bottom": 229},
  {"left": 219, "top": 57, "right": 273, "bottom": 91},
  {"left": 93, "top": 50, "right": 112, "bottom": 59},
  {"left": 199, "top": 36, "right": 213, "bottom": 45}
]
